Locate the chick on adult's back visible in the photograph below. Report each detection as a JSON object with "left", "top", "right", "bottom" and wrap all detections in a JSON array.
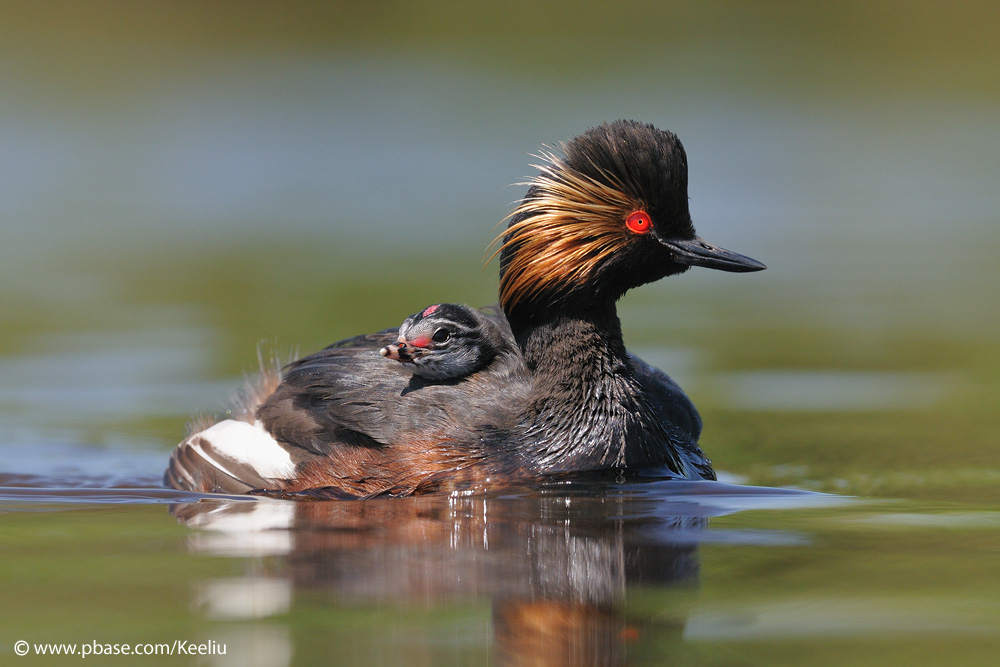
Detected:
[
  {"left": 165, "top": 120, "right": 765, "bottom": 498},
  {"left": 379, "top": 303, "right": 515, "bottom": 380}
]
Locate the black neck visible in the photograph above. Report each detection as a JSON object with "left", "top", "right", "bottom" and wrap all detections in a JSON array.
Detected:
[
  {"left": 516, "top": 312, "right": 629, "bottom": 392},
  {"left": 509, "top": 302, "right": 661, "bottom": 473}
]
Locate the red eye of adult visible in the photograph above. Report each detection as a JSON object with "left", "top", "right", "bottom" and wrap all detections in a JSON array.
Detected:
[{"left": 625, "top": 210, "right": 652, "bottom": 234}]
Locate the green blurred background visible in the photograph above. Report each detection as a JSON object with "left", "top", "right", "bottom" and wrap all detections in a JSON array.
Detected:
[
  {"left": 1, "top": 0, "right": 997, "bottom": 499},
  {"left": 2, "top": 4, "right": 999, "bottom": 666}
]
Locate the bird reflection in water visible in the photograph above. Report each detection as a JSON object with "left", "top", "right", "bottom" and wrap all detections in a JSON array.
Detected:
[{"left": 170, "top": 480, "right": 727, "bottom": 665}]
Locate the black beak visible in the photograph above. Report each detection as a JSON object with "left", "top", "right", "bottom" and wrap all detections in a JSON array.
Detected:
[{"left": 660, "top": 236, "right": 766, "bottom": 273}]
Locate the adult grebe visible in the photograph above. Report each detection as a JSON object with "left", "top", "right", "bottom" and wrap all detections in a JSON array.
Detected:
[{"left": 165, "top": 120, "right": 765, "bottom": 497}]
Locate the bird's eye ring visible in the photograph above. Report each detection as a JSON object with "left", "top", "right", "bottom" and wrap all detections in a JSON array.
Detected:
[
  {"left": 625, "top": 210, "right": 653, "bottom": 234},
  {"left": 432, "top": 328, "right": 451, "bottom": 343}
]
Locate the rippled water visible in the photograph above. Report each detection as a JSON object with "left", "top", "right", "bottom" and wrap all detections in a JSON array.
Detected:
[
  {"left": 3, "top": 4, "right": 1000, "bottom": 666},
  {"left": 4, "top": 451, "right": 998, "bottom": 666}
]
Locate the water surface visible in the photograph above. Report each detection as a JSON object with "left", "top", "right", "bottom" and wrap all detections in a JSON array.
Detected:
[{"left": 4, "top": 453, "right": 998, "bottom": 666}]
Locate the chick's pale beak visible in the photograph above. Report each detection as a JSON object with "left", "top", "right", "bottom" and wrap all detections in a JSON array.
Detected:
[
  {"left": 660, "top": 236, "right": 766, "bottom": 273},
  {"left": 381, "top": 341, "right": 412, "bottom": 362}
]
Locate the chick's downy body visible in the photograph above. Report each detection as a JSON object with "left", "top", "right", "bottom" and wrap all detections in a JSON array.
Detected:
[{"left": 379, "top": 303, "right": 516, "bottom": 381}]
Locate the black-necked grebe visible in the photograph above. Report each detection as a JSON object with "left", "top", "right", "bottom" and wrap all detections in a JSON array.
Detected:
[{"left": 165, "top": 120, "right": 765, "bottom": 497}]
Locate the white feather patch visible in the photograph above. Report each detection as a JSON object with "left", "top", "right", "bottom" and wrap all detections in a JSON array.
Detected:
[{"left": 188, "top": 419, "right": 296, "bottom": 481}]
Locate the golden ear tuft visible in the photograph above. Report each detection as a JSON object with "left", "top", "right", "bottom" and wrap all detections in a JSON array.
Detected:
[{"left": 487, "top": 150, "right": 643, "bottom": 312}]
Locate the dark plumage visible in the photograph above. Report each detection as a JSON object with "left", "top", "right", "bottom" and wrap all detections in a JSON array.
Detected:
[{"left": 164, "top": 120, "right": 765, "bottom": 498}]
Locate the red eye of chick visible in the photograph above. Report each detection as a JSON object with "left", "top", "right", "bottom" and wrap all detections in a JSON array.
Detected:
[{"left": 625, "top": 210, "right": 652, "bottom": 234}]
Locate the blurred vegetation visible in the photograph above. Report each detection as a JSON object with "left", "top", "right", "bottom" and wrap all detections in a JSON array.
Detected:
[{"left": 2, "top": 1, "right": 999, "bottom": 101}]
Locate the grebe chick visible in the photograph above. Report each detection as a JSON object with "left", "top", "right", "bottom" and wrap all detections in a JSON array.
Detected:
[{"left": 379, "top": 303, "right": 515, "bottom": 380}]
